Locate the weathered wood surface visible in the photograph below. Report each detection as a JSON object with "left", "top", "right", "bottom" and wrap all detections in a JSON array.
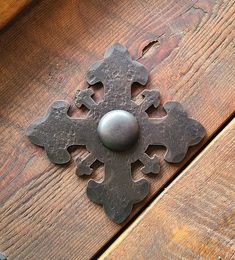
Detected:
[
  {"left": 0, "top": 0, "right": 234, "bottom": 259},
  {"left": 101, "top": 120, "right": 235, "bottom": 260},
  {"left": 0, "top": 0, "right": 32, "bottom": 29}
]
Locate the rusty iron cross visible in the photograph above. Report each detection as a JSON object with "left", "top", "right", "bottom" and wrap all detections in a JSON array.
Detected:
[{"left": 26, "top": 43, "right": 205, "bottom": 223}]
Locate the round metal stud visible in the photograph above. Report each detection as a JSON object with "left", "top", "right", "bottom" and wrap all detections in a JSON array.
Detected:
[{"left": 97, "top": 110, "right": 139, "bottom": 152}]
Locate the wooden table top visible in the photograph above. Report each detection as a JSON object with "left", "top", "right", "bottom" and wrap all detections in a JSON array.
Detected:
[{"left": 0, "top": 0, "right": 234, "bottom": 259}]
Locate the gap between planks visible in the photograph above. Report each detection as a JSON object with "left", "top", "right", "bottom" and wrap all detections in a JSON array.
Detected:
[
  {"left": 99, "top": 117, "right": 235, "bottom": 259},
  {"left": 93, "top": 113, "right": 235, "bottom": 259}
]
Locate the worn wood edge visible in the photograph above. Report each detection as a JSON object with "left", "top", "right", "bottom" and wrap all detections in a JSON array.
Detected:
[
  {"left": 100, "top": 118, "right": 235, "bottom": 259},
  {"left": 0, "top": 0, "right": 32, "bottom": 29}
]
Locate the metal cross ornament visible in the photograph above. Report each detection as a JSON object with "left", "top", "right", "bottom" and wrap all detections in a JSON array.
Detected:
[{"left": 26, "top": 43, "right": 206, "bottom": 223}]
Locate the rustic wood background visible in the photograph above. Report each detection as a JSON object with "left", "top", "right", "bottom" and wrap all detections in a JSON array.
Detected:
[
  {"left": 0, "top": 0, "right": 234, "bottom": 259},
  {"left": 102, "top": 120, "right": 235, "bottom": 259},
  {"left": 0, "top": 0, "right": 32, "bottom": 29}
]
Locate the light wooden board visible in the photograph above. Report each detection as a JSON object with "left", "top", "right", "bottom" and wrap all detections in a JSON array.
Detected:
[
  {"left": 0, "top": 0, "right": 32, "bottom": 29},
  {"left": 102, "top": 119, "right": 235, "bottom": 259},
  {"left": 0, "top": 0, "right": 234, "bottom": 259}
]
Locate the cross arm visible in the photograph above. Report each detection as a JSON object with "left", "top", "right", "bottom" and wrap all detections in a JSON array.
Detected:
[
  {"left": 26, "top": 100, "right": 92, "bottom": 164},
  {"left": 75, "top": 88, "right": 97, "bottom": 110},
  {"left": 131, "top": 60, "right": 148, "bottom": 85},
  {"left": 86, "top": 44, "right": 148, "bottom": 95},
  {"left": 75, "top": 152, "right": 96, "bottom": 176},
  {"left": 147, "top": 101, "right": 206, "bottom": 163},
  {"left": 87, "top": 158, "right": 149, "bottom": 223},
  {"left": 136, "top": 89, "right": 160, "bottom": 111},
  {"left": 139, "top": 153, "right": 160, "bottom": 174}
]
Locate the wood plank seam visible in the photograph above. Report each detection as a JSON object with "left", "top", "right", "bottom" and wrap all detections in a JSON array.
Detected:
[
  {"left": 93, "top": 113, "right": 235, "bottom": 259},
  {"left": 100, "top": 118, "right": 235, "bottom": 259}
]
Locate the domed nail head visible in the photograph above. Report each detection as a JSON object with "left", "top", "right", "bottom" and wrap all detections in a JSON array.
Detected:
[{"left": 97, "top": 110, "right": 139, "bottom": 152}]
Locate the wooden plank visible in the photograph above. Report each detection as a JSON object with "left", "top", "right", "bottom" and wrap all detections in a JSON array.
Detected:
[
  {"left": 0, "top": 0, "right": 32, "bottom": 29},
  {"left": 102, "top": 120, "right": 235, "bottom": 259},
  {"left": 0, "top": 0, "right": 234, "bottom": 259}
]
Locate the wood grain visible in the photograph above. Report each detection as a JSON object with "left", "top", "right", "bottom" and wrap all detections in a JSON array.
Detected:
[
  {"left": 0, "top": 0, "right": 234, "bottom": 259},
  {"left": 0, "top": 0, "right": 32, "bottom": 29},
  {"left": 101, "top": 119, "right": 235, "bottom": 260}
]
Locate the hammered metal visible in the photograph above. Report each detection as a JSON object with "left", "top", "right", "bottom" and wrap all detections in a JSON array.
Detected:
[{"left": 26, "top": 43, "right": 206, "bottom": 223}]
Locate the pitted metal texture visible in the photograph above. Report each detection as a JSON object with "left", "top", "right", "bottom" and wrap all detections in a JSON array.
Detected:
[{"left": 26, "top": 43, "right": 206, "bottom": 223}]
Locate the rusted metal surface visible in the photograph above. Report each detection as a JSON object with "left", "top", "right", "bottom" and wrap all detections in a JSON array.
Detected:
[{"left": 26, "top": 43, "right": 205, "bottom": 223}]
